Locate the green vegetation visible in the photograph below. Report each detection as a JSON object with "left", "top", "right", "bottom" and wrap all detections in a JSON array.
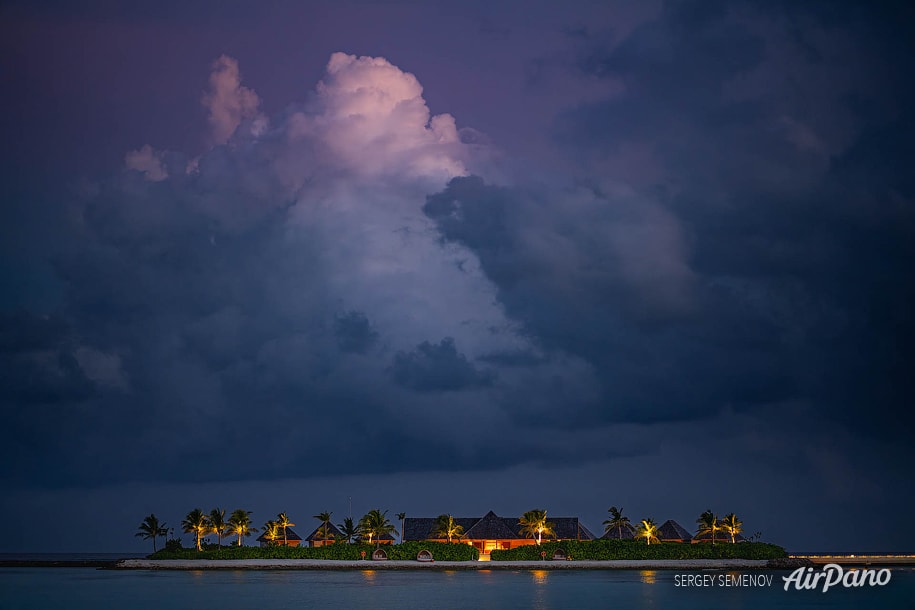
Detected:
[
  {"left": 396, "top": 512, "right": 406, "bottom": 542},
  {"left": 182, "top": 509, "right": 209, "bottom": 551},
  {"left": 135, "top": 514, "right": 168, "bottom": 552},
  {"left": 314, "top": 511, "right": 334, "bottom": 543},
  {"left": 634, "top": 518, "right": 660, "bottom": 545},
  {"left": 602, "top": 506, "right": 633, "bottom": 539},
  {"left": 140, "top": 505, "right": 768, "bottom": 562},
  {"left": 490, "top": 540, "right": 787, "bottom": 561},
  {"left": 262, "top": 520, "right": 280, "bottom": 545},
  {"left": 227, "top": 509, "right": 257, "bottom": 546},
  {"left": 720, "top": 513, "right": 743, "bottom": 544},
  {"left": 359, "top": 509, "right": 397, "bottom": 548},
  {"left": 432, "top": 515, "right": 464, "bottom": 542},
  {"left": 697, "top": 509, "right": 720, "bottom": 545},
  {"left": 277, "top": 512, "right": 295, "bottom": 546},
  {"left": 209, "top": 508, "right": 228, "bottom": 548},
  {"left": 337, "top": 517, "right": 359, "bottom": 543},
  {"left": 148, "top": 540, "right": 479, "bottom": 561},
  {"left": 519, "top": 510, "right": 556, "bottom": 545}
]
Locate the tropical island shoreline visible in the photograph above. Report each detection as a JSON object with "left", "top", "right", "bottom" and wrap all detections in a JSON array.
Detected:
[{"left": 113, "top": 558, "right": 783, "bottom": 571}]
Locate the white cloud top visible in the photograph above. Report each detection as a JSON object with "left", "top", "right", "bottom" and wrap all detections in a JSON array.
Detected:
[{"left": 288, "top": 52, "right": 466, "bottom": 180}]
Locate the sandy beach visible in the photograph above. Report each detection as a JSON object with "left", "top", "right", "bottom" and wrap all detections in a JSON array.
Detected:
[{"left": 116, "top": 559, "right": 771, "bottom": 570}]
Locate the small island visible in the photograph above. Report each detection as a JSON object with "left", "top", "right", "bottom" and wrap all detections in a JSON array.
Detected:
[{"left": 124, "top": 506, "right": 797, "bottom": 570}]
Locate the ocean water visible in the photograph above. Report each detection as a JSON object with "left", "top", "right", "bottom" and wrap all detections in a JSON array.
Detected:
[{"left": 1, "top": 567, "right": 912, "bottom": 609}]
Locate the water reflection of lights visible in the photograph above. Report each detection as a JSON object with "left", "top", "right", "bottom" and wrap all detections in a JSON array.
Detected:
[
  {"left": 361, "top": 570, "right": 376, "bottom": 584},
  {"left": 640, "top": 570, "right": 657, "bottom": 584},
  {"left": 532, "top": 570, "right": 549, "bottom": 585}
]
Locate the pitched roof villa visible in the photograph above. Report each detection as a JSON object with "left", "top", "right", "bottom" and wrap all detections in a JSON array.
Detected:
[
  {"left": 304, "top": 522, "right": 345, "bottom": 547},
  {"left": 404, "top": 510, "right": 595, "bottom": 556},
  {"left": 658, "top": 519, "right": 691, "bottom": 542},
  {"left": 256, "top": 527, "right": 302, "bottom": 547}
]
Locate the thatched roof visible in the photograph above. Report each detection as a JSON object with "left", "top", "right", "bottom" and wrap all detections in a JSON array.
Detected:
[
  {"left": 463, "top": 511, "right": 519, "bottom": 540},
  {"left": 256, "top": 527, "right": 301, "bottom": 543},
  {"left": 553, "top": 518, "right": 596, "bottom": 541},
  {"left": 658, "top": 520, "right": 691, "bottom": 541},
  {"left": 600, "top": 524, "right": 635, "bottom": 540},
  {"left": 304, "top": 522, "right": 345, "bottom": 542},
  {"left": 403, "top": 517, "right": 479, "bottom": 541},
  {"left": 403, "top": 511, "right": 595, "bottom": 541}
]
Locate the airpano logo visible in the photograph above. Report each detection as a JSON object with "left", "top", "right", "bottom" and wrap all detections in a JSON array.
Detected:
[{"left": 782, "top": 564, "right": 892, "bottom": 592}]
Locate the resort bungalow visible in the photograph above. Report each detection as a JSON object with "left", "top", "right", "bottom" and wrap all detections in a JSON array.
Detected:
[
  {"left": 404, "top": 510, "right": 595, "bottom": 557},
  {"left": 657, "top": 520, "right": 691, "bottom": 543},
  {"left": 356, "top": 531, "right": 395, "bottom": 545},
  {"left": 256, "top": 528, "right": 302, "bottom": 548},
  {"left": 305, "top": 523, "right": 345, "bottom": 547}
]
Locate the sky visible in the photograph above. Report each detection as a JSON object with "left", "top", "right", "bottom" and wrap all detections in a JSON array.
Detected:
[{"left": 1, "top": 0, "right": 913, "bottom": 554}]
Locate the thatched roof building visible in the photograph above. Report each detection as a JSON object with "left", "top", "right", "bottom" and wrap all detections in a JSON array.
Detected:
[
  {"left": 256, "top": 527, "right": 302, "bottom": 547},
  {"left": 657, "top": 519, "right": 691, "bottom": 542},
  {"left": 403, "top": 510, "right": 595, "bottom": 555},
  {"left": 304, "top": 522, "right": 345, "bottom": 547}
]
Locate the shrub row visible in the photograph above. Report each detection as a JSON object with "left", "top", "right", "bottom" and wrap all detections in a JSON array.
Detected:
[
  {"left": 489, "top": 540, "right": 787, "bottom": 561},
  {"left": 149, "top": 541, "right": 478, "bottom": 561}
]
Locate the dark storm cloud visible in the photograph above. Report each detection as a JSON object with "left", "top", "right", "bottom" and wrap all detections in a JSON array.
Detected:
[
  {"left": 538, "top": 0, "right": 915, "bottom": 437},
  {"left": 0, "top": 50, "right": 628, "bottom": 488},
  {"left": 0, "top": 0, "right": 912, "bottom": 543},
  {"left": 334, "top": 311, "right": 379, "bottom": 354},
  {"left": 390, "top": 337, "right": 494, "bottom": 392},
  {"left": 423, "top": 175, "right": 798, "bottom": 424}
]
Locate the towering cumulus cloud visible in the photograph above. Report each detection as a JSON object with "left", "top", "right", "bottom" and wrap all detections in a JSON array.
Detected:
[
  {"left": 4, "top": 53, "right": 600, "bottom": 488},
  {"left": 286, "top": 52, "right": 466, "bottom": 180},
  {"left": 201, "top": 55, "right": 262, "bottom": 145}
]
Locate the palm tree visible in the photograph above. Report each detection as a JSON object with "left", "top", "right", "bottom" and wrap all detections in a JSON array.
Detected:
[
  {"left": 697, "top": 509, "right": 720, "bottom": 545},
  {"left": 720, "top": 513, "right": 743, "bottom": 544},
  {"left": 276, "top": 512, "right": 295, "bottom": 547},
  {"left": 519, "top": 510, "right": 556, "bottom": 545},
  {"left": 135, "top": 514, "right": 168, "bottom": 552},
  {"left": 182, "top": 509, "right": 209, "bottom": 551},
  {"left": 337, "top": 517, "right": 359, "bottom": 544},
  {"left": 602, "top": 506, "right": 633, "bottom": 539},
  {"left": 432, "top": 514, "right": 464, "bottom": 543},
  {"left": 314, "top": 511, "right": 334, "bottom": 545},
  {"left": 359, "top": 509, "right": 396, "bottom": 548},
  {"left": 262, "top": 520, "right": 280, "bottom": 546},
  {"left": 208, "top": 508, "right": 229, "bottom": 549},
  {"left": 396, "top": 512, "right": 406, "bottom": 542},
  {"left": 634, "top": 518, "right": 660, "bottom": 545},
  {"left": 227, "top": 509, "right": 257, "bottom": 547}
]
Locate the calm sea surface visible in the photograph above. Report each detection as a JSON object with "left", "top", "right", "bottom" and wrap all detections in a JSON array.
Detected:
[{"left": 1, "top": 567, "right": 913, "bottom": 609}]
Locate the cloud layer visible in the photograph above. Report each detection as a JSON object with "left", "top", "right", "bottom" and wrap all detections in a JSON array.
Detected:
[
  {"left": 0, "top": 4, "right": 912, "bottom": 559},
  {"left": 3, "top": 52, "right": 605, "bottom": 487}
]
